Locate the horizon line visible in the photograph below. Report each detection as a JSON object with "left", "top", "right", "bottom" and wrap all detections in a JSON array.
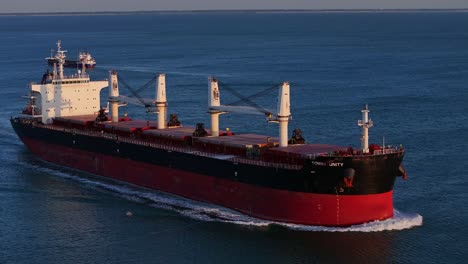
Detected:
[{"left": 2, "top": 8, "right": 468, "bottom": 16}]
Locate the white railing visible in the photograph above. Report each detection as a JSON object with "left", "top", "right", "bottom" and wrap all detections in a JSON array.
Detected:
[{"left": 373, "top": 147, "right": 402, "bottom": 155}]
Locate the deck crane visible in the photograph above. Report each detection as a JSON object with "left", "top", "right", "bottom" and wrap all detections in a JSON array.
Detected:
[
  {"left": 208, "top": 77, "right": 291, "bottom": 147},
  {"left": 107, "top": 72, "right": 167, "bottom": 128}
]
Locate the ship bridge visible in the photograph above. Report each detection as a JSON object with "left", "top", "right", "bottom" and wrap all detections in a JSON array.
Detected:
[
  {"left": 28, "top": 41, "right": 107, "bottom": 124},
  {"left": 31, "top": 72, "right": 107, "bottom": 124}
]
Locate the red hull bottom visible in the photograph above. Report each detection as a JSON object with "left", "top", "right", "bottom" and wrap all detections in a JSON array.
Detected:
[{"left": 21, "top": 138, "right": 394, "bottom": 226}]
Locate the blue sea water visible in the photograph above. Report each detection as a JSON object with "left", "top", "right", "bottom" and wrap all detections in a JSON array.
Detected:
[{"left": 0, "top": 12, "right": 467, "bottom": 263}]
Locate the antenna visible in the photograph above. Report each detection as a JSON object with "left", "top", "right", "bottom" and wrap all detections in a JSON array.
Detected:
[{"left": 55, "top": 40, "right": 67, "bottom": 79}]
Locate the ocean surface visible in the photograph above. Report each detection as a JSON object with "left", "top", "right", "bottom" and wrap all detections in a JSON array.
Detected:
[{"left": 0, "top": 12, "right": 467, "bottom": 263}]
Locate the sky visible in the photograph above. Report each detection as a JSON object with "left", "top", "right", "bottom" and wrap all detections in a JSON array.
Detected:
[{"left": 2, "top": 0, "right": 468, "bottom": 13}]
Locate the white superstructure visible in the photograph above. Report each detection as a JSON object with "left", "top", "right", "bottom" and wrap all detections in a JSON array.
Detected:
[{"left": 31, "top": 40, "right": 107, "bottom": 124}]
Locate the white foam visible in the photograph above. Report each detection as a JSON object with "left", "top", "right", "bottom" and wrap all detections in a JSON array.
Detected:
[
  {"left": 275, "top": 210, "right": 423, "bottom": 232},
  {"left": 21, "top": 161, "right": 423, "bottom": 232}
]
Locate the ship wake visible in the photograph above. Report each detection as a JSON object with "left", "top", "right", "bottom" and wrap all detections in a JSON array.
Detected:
[{"left": 22, "top": 161, "right": 423, "bottom": 232}]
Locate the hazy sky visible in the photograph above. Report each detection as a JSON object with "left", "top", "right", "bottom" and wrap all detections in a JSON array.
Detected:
[{"left": 2, "top": 0, "right": 468, "bottom": 13}]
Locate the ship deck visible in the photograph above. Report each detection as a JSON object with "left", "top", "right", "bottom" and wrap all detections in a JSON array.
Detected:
[
  {"left": 197, "top": 134, "right": 279, "bottom": 148},
  {"left": 269, "top": 144, "right": 342, "bottom": 156},
  {"left": 51, "top": 115, "right": 343, "bottom": 156},
  {"left": 54, "top": 115, "right": 97, "bottom": 126},
  {"left": 104, "top": 120, "right": 158, "bottom": 132},
  {"left": 143, "top": 126, "right": 203, "bottom": 139}
]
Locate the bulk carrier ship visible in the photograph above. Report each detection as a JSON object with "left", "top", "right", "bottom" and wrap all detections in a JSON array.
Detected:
[{"left": 11, "top": 44, "right": 407, "bottom": 227}]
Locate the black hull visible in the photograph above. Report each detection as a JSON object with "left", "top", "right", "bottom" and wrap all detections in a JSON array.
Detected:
[{"left": 11, "top": 118, "right": 404, "bottom": 196}]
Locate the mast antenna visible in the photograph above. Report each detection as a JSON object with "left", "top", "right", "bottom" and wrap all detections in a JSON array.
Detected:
[{"left": 358, "top": 104, "right": 373, "bottom": 153}]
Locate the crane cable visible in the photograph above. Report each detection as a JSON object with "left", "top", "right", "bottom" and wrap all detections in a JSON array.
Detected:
[
  {"left": 227, "top": 83, "right": 280, "bottom": 106},
  {"left": 128, "top": 75, "right": 158, "bottom": 99},
  {"left": 218, "top": 81, "right": 280, "bottom": 116},
  {"left": 117, "top": 74, "right": 157, "bottom": 107}
]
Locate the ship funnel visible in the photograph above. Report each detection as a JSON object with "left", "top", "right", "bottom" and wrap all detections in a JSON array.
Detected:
[
  {"left": 108, "top": 70, "right": 120, "bottom": 122},
  {"left": 156, "top": 73, "right": 167, "bottom": 129},
  {"left": 358, "top": 104, "right": 373, "bottom": 153},
  {"left": 277, "top": 82, "right": 291, "bottom": 147},
  {"left": 208, "top": 77, "right": 221, "bottom": 137}
]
